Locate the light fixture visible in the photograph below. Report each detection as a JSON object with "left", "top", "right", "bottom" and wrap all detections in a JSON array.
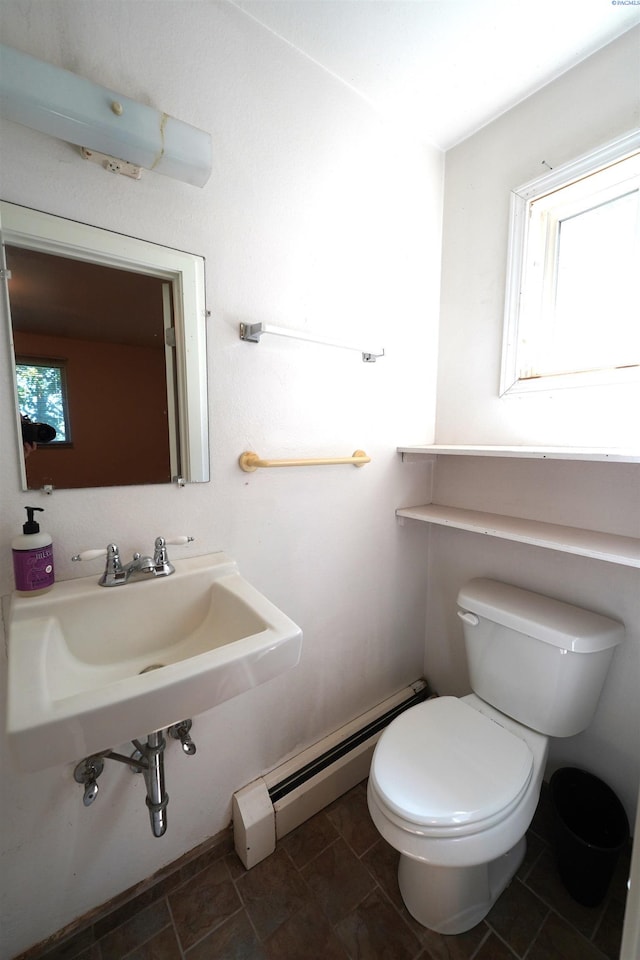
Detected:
[{"left": 0, "top": 44, "right": 212, "bottom": 187}]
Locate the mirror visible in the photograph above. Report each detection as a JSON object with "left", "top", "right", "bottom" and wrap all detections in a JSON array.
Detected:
[{"left": 1, "top": 202, "right": 209, "bottom": 489}]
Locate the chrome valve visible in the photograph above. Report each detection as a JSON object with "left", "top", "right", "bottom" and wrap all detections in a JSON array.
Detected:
[
  {"left": 74, "top": 755, "right": 105, "bottom": 806},
  {"left": 168, "top": 719, "right": 196, "bottom": 756}
]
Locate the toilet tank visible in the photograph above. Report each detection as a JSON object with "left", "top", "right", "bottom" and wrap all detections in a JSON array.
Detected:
[{"left": 456, "top": 579, "right": 624, "bottom": 737}]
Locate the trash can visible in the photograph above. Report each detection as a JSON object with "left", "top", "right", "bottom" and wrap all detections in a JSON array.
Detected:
[{"left": 549, "top": 767, "right": 629, "bottom": 907}]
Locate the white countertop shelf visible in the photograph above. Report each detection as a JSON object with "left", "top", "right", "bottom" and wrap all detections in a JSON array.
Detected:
[
  {"left": 396, "top": 504, "right": 640, "bottom": 567},
  {"left": 398, "top": 445, "right": 640, "bottom": 463}
]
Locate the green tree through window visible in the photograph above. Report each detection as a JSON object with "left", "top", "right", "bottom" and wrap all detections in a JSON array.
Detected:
[{"left": 16, "top": 360, "right": 69, "bottom": 442}]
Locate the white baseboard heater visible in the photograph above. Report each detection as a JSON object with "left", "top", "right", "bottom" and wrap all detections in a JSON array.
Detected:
[{"left": 233, "top": 678, "right": 433, "bottom": 868}]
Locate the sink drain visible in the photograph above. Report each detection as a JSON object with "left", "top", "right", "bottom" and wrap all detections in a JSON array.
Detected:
[{"left": 139, "top": 664, "right": 165, "bottom": 674}]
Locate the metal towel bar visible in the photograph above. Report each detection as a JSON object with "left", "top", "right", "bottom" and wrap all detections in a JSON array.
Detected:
[{"left": 239, "top": 322, "right": 384, "bottom": 363}]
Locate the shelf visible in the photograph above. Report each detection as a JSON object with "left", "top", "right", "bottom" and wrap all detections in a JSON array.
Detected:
[
  {"left": 398, "top": 445, "right": 640, "bottom": 463},
  {"left": 396, "top": 504, "right": 640, "bottom": 567}
]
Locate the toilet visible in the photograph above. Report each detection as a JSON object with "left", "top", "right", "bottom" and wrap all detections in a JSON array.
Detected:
[{"left": 367, "top": 578, "right": 624, "bottom": 935}]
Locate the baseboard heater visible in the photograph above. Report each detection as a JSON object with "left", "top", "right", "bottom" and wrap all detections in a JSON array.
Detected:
[{"left": 233, "top": 678, "right": 433, "bottom": 868}]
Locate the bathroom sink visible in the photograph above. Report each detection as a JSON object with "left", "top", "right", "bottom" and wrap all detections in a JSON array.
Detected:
[{"left": 6, "top": 552, "right": 303, "bottom": 772}]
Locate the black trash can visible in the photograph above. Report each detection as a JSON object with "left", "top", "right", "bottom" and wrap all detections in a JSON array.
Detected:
[{"left": 549, "top": 767, "right": 629, "bottom": 907}]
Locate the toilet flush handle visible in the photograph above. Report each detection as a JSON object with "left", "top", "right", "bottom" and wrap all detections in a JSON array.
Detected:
[{"left": 457, "top": 611, "right": 480, "bottom": 626}]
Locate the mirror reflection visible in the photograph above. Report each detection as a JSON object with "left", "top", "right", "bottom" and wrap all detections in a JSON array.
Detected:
[
  {"left": 8, "top": 246, "right": 175, "bottom": 488},
  {"left": 1, "top": 202, "right": 210, "bottom": 490}
]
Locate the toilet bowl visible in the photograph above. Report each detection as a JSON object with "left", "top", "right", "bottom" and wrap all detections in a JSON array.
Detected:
[
  {"left": 367, "top": 694, "right": 548, "bottom": 933},
  {"left": 367, "top": 578, "right": 624, "bottom": 935}
]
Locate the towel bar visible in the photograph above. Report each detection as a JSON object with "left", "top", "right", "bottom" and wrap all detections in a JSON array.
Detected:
[
  {"left": 239, "top": 322, "right": 384, "bottom": 363},
  {"left": 239, "top": 450, "right": 371, "bottom": 472}
]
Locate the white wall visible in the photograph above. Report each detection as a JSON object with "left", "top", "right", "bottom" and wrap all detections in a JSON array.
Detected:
[
  {"left": 0, "top": 3, "right": 442, "bottom": 956},
  {"left": 424, "top": 456, "right": 639, "bottom": 823},
  {"left": 2, "top": 8, "right": 638, "bottom": 956},
  {"left": 426, "top": 29, "right": 640, "bottom": 824},
  {"left": 436, "top": 25, "right": 640, "bottom": 448}
]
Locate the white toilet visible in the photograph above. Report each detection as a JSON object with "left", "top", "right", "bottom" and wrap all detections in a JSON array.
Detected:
[{"left": 367, "top": 578, "right": 624, "bottom": 935}]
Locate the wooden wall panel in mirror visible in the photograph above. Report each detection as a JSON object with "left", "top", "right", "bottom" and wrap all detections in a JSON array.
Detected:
[
  {"left": 8, "top": 247, "right": 174, "bottom": 488},
  {"left": 1, "top": 202, "right": 209, "bottom": 490}
]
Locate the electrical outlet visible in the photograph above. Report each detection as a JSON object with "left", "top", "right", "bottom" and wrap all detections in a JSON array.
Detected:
[{"left": 80, "top": 147, "right": 142, "bottom": 180}]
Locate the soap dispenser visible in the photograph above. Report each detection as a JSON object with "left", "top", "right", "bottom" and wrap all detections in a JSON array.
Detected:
[{"left": 12, "top": 506, "right": 55, "bottom": 595}]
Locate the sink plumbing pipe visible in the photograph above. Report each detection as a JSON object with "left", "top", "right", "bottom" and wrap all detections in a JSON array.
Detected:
[
  {"left": 73, "top": 719, "right": 196, "bottom": 838},
  {"left": 133, "top": 731, "right": 169, "bottom": 838}
]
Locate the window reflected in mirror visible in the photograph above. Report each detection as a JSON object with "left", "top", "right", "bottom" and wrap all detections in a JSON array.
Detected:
[{"left": 16, "top": 356, "right": 71, "bottom": 443}]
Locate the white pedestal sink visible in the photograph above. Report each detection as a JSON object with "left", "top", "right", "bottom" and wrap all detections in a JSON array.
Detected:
[{"left": 6, "top": 552, "right": 303, "bottom": 771}]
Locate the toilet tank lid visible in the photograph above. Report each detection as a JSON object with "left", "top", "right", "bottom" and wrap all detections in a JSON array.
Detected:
[{"left": 457, "top": 579, "right": 625, "bottom": 652}]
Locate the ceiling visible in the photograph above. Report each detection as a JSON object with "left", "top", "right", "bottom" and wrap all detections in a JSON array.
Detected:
[
  {"left": 233, "top": 0, "right": 640, "bottom": 150},
  {"left": 6, "top": 245, "right": 166, "bottom": 348}
]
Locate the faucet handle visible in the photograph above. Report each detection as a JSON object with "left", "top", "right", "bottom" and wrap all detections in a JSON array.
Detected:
[
  {"left": 72, "top": 544, "right": 120, "bottom": 563},
  {"left": 72, "top": 544, "right": 124, "bottom": 586},
  {"left": 153, "top": 536, "right": 194, "bottom": 561},
  {"left": 152, "top": 536, "right": 194, "bottom": 574},
  {"left": 72, "top": 548, "right": 107, "bottom": 562}
]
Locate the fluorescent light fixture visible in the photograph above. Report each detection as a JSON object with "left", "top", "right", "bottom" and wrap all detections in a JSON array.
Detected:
[{"left": 0, "top": 44, "right": 212, "bottom": 187}]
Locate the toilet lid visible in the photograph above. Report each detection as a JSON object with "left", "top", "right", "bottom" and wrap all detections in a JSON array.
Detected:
[{"left": 371, "top": 697, "right": 533, "bottom": 830}]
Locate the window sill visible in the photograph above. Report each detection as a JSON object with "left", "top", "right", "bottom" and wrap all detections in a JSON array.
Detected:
[{"left": 500, "top": 365, "right": 640, "bottom": 397}]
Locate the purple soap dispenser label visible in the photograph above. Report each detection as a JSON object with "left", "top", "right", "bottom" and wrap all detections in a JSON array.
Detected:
[{"left": 13, "top": 545, "right": 55, "bottom": 591}]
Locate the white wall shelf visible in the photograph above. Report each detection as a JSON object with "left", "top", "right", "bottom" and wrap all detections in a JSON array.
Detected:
[
  {"left": 396, "top": 504, "right": 640, "bottom": 568},
  {"left": 398, "top": 445, "right": 640, "bottom": 463}
]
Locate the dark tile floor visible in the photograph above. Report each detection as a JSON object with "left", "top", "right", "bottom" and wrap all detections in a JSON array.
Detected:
[{"left": 30, "top": 780, "right": 630, "bottom": 960}]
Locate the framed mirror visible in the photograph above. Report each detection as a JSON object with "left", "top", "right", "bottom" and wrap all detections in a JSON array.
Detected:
[{"left": 1, "top": 202, "right": 209, "bottom": 489}]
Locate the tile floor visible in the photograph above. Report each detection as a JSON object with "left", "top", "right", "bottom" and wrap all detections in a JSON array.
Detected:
[{"left": 31, "top": 780, "right": 630, "bottom": 960}]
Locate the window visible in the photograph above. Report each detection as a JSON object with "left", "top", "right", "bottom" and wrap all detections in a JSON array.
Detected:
[
  {"left": 16, "top": 358, "right": 71, "bottom": 443},
  {"left": 500, "top": 131, "right": 640, "bottom": 396}
]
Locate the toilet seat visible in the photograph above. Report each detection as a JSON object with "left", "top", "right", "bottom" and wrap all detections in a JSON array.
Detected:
[{"left": 370, "top": 697, "right": 533, "bottom": 838}]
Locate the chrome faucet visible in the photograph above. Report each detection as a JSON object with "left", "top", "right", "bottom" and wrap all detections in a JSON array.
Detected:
[
  {"left": 72, "top": 536, "right": 194, "bottom": 586},
  {"left": 102, "top": 543, "right": 155, "bottom": 586}
]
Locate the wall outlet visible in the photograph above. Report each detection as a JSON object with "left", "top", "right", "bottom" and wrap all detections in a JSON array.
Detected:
[{"left": 80, "top": 147, "right": 142, "bottom": 180}]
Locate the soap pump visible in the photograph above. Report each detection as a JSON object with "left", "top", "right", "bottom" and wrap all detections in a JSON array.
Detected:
[{"left": 12, "top": 506, "right": 55, "bottom": 595}]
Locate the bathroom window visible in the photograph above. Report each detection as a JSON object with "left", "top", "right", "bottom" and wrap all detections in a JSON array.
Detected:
[
  {"left": 500, "top": 131, "right": 640, "bottom": 396},
  {"left": 16, "top": 358, "right": 71, "bottom": 443}
]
